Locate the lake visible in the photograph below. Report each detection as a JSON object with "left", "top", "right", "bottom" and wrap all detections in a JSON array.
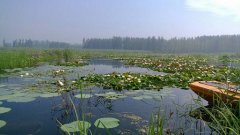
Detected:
[{"left": 0, "top": 59, "right": 211, "bottom": 135}]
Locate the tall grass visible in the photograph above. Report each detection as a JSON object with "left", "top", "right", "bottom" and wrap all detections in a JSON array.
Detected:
[
  {"left": 0, "top": 48, "right": 78, "bottom": 73},
  {"left": 195, "top": 97, "right": 240, "bottom": 135},
  {"left": 147, "top": 113, "right": 164, "bottom": 135}
]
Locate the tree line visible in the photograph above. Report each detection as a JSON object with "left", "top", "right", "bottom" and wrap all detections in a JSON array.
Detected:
[
  {"left": 82, "top": 35, "right": 240, "bottom": 53},
  {"left": 3, "top": 39, "right": 81, "bottom": 49},
  {"left": 2, "top": 35, "right": 240, "bottom": 53}
]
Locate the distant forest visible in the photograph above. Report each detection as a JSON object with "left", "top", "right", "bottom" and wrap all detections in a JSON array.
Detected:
[
  {"left": 2, "top": 39, "right": 80, "bottom": 49},
  {"left": 83, "top": 35, "right": 240, "bottom": 53},
  {"left": 2, "top": 35, "right": 240, "bottom": 53}
]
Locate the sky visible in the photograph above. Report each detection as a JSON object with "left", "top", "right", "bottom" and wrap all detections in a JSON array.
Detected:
[{"left": 0, "top": 0, "right": 240, "bottom": 43}]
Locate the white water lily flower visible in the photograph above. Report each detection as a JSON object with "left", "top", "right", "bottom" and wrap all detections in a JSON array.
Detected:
[
  {"left": 20, "top": 75, "right": 24, "bottom": 77},
  {"left": 25, "top": 73, "right": 29, "bottom": 76},
  {"left": 57, "top": 80, "right": 64, "bottom": 86},
  {"left": 72, "top": 81, "right": 76, "bottom": 83}
]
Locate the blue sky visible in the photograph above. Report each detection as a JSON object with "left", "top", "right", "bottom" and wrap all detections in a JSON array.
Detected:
[{"left": 0, "top": 0, "right": 240, "bottom": 43}]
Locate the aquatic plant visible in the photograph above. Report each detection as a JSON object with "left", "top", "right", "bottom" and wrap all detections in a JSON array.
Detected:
[
  {"left": 0, "top": 107, "right": 11, "bottom": 114},
  {"left": 0, "top": 49, "right": 87, "bottom": 73},
  {"left": 95, "top": 92, "right": 126, "bottom": 100},
  {"left": 74, "top": 94, "right": 92, "bottom": 99},
  {"left": 192, "top": 97, "right": 240, "bottom": 135},
  {"left": 126, "top": 56, "right": 240, "bottom": 85},
  {"left": 94, "top": 117, "right": 120, "bottom": 129},
  {"left": 147, "top": 113, "right": 164, "bottom": 135},
  {"left": 7, "top": 97, "right": 36, "bottom": 103},
  {"left": 79, "top": 72, "right": 190, "bottom": 90},
  {"left": 60, "top": 121, "right": 91, "bottom": 133},
  {"left": 0, "top": 120, "right": 6, "bottom": 128}
]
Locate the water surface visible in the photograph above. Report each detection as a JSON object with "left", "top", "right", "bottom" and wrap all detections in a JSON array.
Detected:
[{"left": 0, "top": 59, "right": 210, "bottom": 135}]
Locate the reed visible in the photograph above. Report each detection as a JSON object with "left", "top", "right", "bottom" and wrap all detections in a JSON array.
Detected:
[
  {"left": 147, "top": 113, "right": 164, "bottom": 135},
  {"left": 195, "top": 97, "right": 240, "bottom": 135}
]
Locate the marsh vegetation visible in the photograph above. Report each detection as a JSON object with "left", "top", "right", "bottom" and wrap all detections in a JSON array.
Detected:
[{"left": 0, "top": 49, "right": 239, "bottom": 135}]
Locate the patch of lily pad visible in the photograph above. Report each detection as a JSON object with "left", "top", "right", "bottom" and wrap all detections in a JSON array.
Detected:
[
  {"left": 132, "top": 95, "right": 152, "bottom": 100},
  {"left": 0, "top": 90, "right": 38, "bottom": 103},
  {"left": 0, "top": 120, "right": 6, "bottom": 128},
  {"left": 39, "top": 93, "right": 59, "bottom": 98},
  {"left": 0, "top": 85, "right": 6, "bottom": 88},
  {"left": 95, "top": 92, "right": 126, "bottom": 100},
  {"left": 74, "top": 94, "right": 92, "bottom": 99},
  {"left": 126, "top": 56, "right": 240, "bottom": 86},
  {"left": 94, "top": 117, "right": 120, "bottom": 129},
  {"left": 79, "top": 72, "right": 190, "bottom": 91},
  {"left": 0, "top": 107, "right": 11, "bottom": 114},
  {"left": 60, "top": 120, "right": 91, "bottom": 133},
  {"left": 7, "top": 97, "right": 36, "bottom": 103}
]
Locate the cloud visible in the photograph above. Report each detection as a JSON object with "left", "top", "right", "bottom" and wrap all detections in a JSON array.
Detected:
[{"left": 186, "top": 0, "right": 240, "bottom": 20}]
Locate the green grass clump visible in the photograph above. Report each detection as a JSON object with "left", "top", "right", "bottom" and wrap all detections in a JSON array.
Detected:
[
  {"left": 193, "top": 97, "right": 240, "bottom": 135},
  {"left": 0, "top": 48, "right": 86, "bottom": 73},
  {"left": 148, "top": 113, "right": 164, "bottom": 135}
]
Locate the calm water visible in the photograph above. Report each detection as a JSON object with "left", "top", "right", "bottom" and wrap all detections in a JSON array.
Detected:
[{"left": 0, "top": 59, "right": 211, "bottom": 135}]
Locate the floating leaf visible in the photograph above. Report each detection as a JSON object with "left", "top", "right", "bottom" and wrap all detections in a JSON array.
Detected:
[
  {"left": 0, "top": 85, "right": 6, "bottom": 88},
  {"left": 26, "top": 93, "right": 43, "bottom": 98},
  {"left": 141, "top": 95, "right": 152, "bottom": 99},
  {"left": 60, "top": 120, "right": 91, "bottom": 133},
  {"left": 94, "top": 117, "right": 120, "bottom": 128},
  {"left": 0, "top": 107, "right": 11, "bottom": 114},
  {"left": 95, "top": 92, "right": 126, "bottom": 100},
  {"left": 7, "top": 97, "right": 36, "bottom": 103},
  {"left": 0, "top": 95, "right": 15, "bottom": 101},
  {"left": 132, "top": 97, "right": 143, "bottom": 100},
  {"left": 95, "top": 93, "right": 106, "bottom": 97},
  {"left": 124, "top": 91, "right": 139, "bottom": 96},
  {"left": 75, "top": 94, "right": 92, "bottom": 99},
  {"left": 0, "top": 120, "right": 6, "bottom": 128},
  {"left": 40, "top": 93, "right": 59, "bottom": 98},
  {"left": 123, "top": 114, "right": 142, "bottom": 121},
  {"left": 132, "top": 95, "right": 152, "bottom": 100},
  {"left": 0, "top": 90, "right": 13, "bottom": 96}
]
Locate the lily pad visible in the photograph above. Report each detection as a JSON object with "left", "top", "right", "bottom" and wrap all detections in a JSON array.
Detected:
[
  {"left": 132, "top": 97, "right": 143, "bottom": 100},
  {"left": 0, "top": 90, "right": 14, "bottom": 96},
  {"left": 60, "top": 120, "right": 91, "bottom": 133},
  {"left": 75, "top": 94, "right": 92, "bottom": 99},
  {"left": 124, "top": 91, "right": 139, "bottom": 96},
  {"left": 123, "top": 114, "right": 142, "bottom": 121},
  {"left": 40, "top": 93, "right": 59, "bottom": 98},
  {"left": 94, "top": 117, "right": 120, "bottom": 128},
  {"left": 0, "top": 95, "right": 15, "bottom": 101},
  {"left": 95, "top": 92, "right": 126, "bottom": 100},
  {"left": 0, "top": 120, "right": 6, "bottom": 128},
  {"left": 132, "top": 95, "right": 152, "bottom": 100},
  {"left": 0, "top": 85, "right": 6, "bottom": 88},
  {"left": 0, "top": 107, "right": 11, "bottom": 114},
  {"left": 141, "top": 95, "right": 152, "bottom": 99},
  {"left": 7, "top": 97, "right": 36, "bottom": 103}
]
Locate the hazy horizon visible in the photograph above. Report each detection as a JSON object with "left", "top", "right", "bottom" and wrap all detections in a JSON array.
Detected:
[{"left": 1, "top": 0, "right": 240, "bottom": 44}]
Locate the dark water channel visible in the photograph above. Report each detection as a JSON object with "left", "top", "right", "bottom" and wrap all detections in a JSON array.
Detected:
[{"left": 0, "top": 59, "right": 211, "bottom": 135}]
